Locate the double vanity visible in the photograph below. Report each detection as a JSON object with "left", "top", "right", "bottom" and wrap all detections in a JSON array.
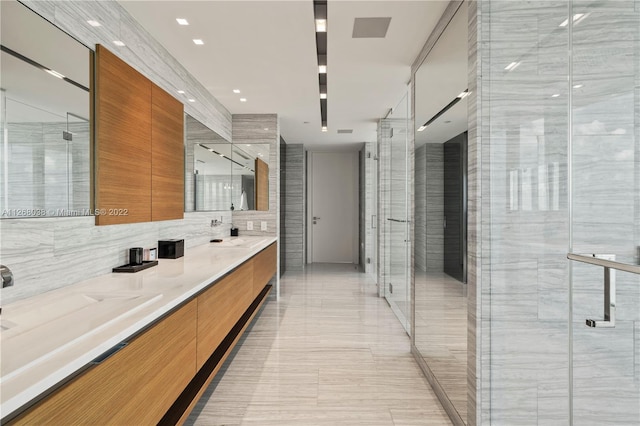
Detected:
[{"left": 0, "top": 236, "right": 277, "bottom": 424}]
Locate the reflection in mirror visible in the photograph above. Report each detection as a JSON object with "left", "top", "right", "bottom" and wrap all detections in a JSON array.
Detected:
[
  {"left": 0, "top": 1, "right": 91, "bottom": 218},
  {"left": 413, "top": 2, "right": 468, "bottom": 423},
  {"left": 184, "top": 114, "right": 232, "bottom": 212},
  {"left": 232, "top": 144, "right": 270, "bottom": 211}
]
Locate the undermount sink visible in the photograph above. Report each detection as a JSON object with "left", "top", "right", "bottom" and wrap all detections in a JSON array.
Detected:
[
  {"left": 211, "top": 238, "right": 269, "bottom": 249},
  {"left": 1, "top": 291, "right": 162, "bottom": 381}
]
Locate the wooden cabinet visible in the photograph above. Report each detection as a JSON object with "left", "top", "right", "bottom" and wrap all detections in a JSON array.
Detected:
[
  {"left": 151, "top": 83, "right": 184, "bottom": 221},
  {"left": 255, "top": 158, "right": 269, "bottom": 211},
  {"left": 95, "top": 45, "right": 152, "bottom": 225},
  {"left": 253, "top": 243, "right": 277, "bottom": 297},
  {"left": 196, "top": 261, "right": 253, "bottom": 369},
  {"left": 95, "top": 45, "right": 184, "bottom": 225},
  {"left": 12, "top": 300, "right": 197, "bottom": 425}
]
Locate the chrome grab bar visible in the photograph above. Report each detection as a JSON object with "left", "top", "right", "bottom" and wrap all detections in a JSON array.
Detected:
[{"left": 567, "top": 253, "right": 640, "bottom": 328}]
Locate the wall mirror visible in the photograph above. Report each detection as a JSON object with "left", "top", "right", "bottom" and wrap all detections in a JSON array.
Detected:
[
  {"left": 184, "top": 114, "right": 232, "bottom": 212},
  {"left": 232, "top": 143, "right": 270, "bottom": 211},
  {"left": 0, "top": 1, "right": 92, "bottom": 218},
  {"left": 413, "top": 2, "right": 469, "bottom": 423}
]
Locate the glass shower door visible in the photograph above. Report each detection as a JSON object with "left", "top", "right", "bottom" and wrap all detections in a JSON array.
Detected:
[
  {"left": 386, "top": 91, "right": 410, "bottom": 333},
  {"left": 569, "top": 2, "right": 640, "bottom": 424}
]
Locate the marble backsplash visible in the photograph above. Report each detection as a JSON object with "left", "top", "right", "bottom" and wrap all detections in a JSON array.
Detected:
[{"left": 0, "top": 211, "right": 232, "bottom": 305}]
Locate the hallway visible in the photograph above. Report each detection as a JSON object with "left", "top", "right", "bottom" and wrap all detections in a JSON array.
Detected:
[{"left": 187, "top": 264, "right": 452, "bottom": 425}]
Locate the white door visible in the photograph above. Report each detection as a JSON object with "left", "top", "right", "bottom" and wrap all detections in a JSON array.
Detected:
[{"left": 309, "top": 151, "right": 358, "bottom": 263}]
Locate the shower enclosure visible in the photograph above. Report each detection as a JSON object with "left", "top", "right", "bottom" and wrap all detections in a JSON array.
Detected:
[{"left": 477, "top": 0, "right": 640, "bottom": 423}]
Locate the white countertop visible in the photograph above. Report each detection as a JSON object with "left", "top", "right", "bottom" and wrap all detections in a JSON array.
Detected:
[{"left": 0, "top": 236, "right": 277, "bottom": 420}]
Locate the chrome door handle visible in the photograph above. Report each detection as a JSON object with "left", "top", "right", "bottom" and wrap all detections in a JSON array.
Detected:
[
  {"left": 387, "top": 218, "right": 407, "bottom": 223},
  {"left": 568, "top": 253, "right": 619, "bottom": 328}
]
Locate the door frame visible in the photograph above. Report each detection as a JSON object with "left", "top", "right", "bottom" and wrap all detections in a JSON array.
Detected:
[{"left": 306, "top": 149, "right": 360, "bottom": 264}]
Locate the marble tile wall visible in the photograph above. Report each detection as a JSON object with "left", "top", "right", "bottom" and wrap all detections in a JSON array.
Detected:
[
  {"left": 279, "top": 139, "right": 287, "bottom": 274},
  {"left": 377, "top": 120, "right": 392, "bottom": 297},
  {"left": 363, "top": 142, "right": 377, "bottom": 278},
  {"left": 283, "top": 143, "right": 305, "bottom": 270},
  {"left": 415, "top": 143, "right": 445, "bottom": 274}
]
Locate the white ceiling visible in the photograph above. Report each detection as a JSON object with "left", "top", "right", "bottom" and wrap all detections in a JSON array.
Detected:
[{"left": 119, "top": 0, "right": 449, "bottom": 146}]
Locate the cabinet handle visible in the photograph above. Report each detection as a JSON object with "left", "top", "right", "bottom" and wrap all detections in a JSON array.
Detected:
[{"left": 90, "top": 342, "right": 128, "bottom": 364}]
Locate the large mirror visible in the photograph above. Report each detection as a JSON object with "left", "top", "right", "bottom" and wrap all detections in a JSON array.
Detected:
[
  {"left": 184, "top": 114, "right": 232, "bottom": 212},
  {"left": 0, "top": 1, "right": 92, "bottom": 218},
  {"left": 232, "top": 143, "right": 270, "bottom": 211},
  {"left": 185, "top": 113, "right": 270, "bottom": 212},
  {"left": 413, "top": 2, "right": 469, "bottom": 424}
]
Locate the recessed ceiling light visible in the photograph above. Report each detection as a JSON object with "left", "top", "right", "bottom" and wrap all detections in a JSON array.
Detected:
[
  {"left": 113, "top": 40, "right": 125, "bottom": 47},
  {"left": 321, "top": 126, "right": 327, "bottom": 132},
  {"left": 246, "top": 144, "right": 251, "bottom": 147},
  {"left": 233, "top": 89, "right": 241, "bottom": 94},
  {"left": 176, "top": 18, "right": 189, "bottom": 25},
  {"left": 188, "top": 98, "right": 196, "bottom": 102},
  {"left": 320, "top": 93, "right": 327, "bottom": 99},
  {"left": 264, "top": 128, "right": 269, "bottom": 131},
  {"left": 315, "top": 19, "right": 327, "bottom": 32},
  {"left": 45, "top": 69, "right": 65, "bottom": 79},
  {"left": 318, "top": 65, "right": 327, "bottom": 74},
  {"left": 240, "top": 98, "right": 247, "bottom": 102},
  {"left": 87, "top": 20, "right": 101, "bottom": 27},
  {"left": 551, "top": 93, "right": 560, "bottom": 98},
  {"left": 573, "top": 84, "right": 583, "bottom": 89},
  {"left": 193, "top": 39, "right": 204, "bottom": 45},
  {"left": 417, "top": 125, "right": 426, "bottom": 132},
  {"left": 177, "top": 90, "right": 185, "bottom": 94}
]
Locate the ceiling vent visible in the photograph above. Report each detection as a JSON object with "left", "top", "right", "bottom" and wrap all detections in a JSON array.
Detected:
[
  {"left": 337, "top": 129, "right": 353, "bottom": 134},
  {"left": 352, "top": 17, "right": 391, "bottom": 38}
]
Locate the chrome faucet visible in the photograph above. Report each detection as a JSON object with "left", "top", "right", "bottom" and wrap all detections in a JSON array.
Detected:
[
  {"left": 1, "top": 265, "right": 13, "bottom": 288},
  {"left": 211, "top": 217, "right": 223, "bottom": 227}
]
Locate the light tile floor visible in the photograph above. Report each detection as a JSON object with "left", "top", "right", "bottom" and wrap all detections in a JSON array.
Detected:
[{"left": 186, "top": 263, "right": 452, "bottom": 426}]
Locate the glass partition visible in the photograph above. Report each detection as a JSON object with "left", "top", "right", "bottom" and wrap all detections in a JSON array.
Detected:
[
  {"left": 385, "top": 89, "right": 410, "bottom": 332},
  {"left": 412, "top": 3, "right": 468, "bottom": 422},
  {"left": 483, "top": 1, "right": 639, "bottom": 423}
]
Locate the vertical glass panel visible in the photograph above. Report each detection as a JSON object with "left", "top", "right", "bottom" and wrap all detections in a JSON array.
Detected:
[
  {"left": 413, "top": 2, "right": 469, "bottom": 421},
  {"left": 570, "top": 1, "right": 640, "bottom": 424},
  {"left": 486, "top": 1, "right": 571, "bottom": 423},
  {"left": 386, "top": 89, "right": 410, "bottom": 332}
]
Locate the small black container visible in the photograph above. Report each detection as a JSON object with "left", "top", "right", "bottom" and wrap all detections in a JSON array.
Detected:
[
  {"left": 158, "top": 239, "right": 184, "bottom": 259},
  {"left": 230, "top": 227, "right": 239, "bottom": 237},
  {"left": 129, "top": 247, "right": 143, "bottom": 265}
]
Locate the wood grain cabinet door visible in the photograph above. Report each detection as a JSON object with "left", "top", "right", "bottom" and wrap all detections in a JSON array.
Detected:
[
  {"left": 253, "top": 243, "right": 277, "bottom": 297},
  {"left": 152, "top": 83, "right": 184, "bottom": 221},
  {"left": 196, "top": 261, "right": 253, "bottom": 369},
  {"left": 95, "top": 45, "right": 152, "bottom": 225},
  {"left": 12, "top": 300, "right": 198, "bottom": 425},
  {"left": 255, "top": 158, "right": 269, "bottom": 211}
]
